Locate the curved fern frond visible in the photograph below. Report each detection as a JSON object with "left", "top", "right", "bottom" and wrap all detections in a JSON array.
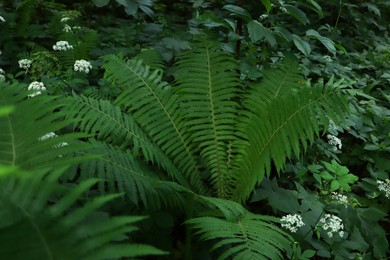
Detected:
[
  {"left": 75, "top": 141, "right": 189, "bottom": 208},
  {"left": 65, "top": 94, "right": 189, "bottom": 187},
  {"left": 175, "top": 40, "right": 241, "bottom": 198},
  {"left": 230, "top": 78, "right": 349, "bottom": 202},
  {"left": 135, "top": 48, "right": 165, "bottom": 71},
  {"left": 0, "top": 166, "right": 167, "bottom": 260},
  {"left": 187, "top": 198, "right": 292, "bottom": 260},
  {"left": 0, "top": 82, "right": 92, "bottom": 170},
  {"left": 245, "top": 60, "right": 304, "bottom": 113},
  {"left": 102, "top": 55, "right": 205, "bottom": 193}
]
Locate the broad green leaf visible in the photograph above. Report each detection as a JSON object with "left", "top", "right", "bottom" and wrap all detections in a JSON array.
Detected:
[
  {"left": 322, "top": 160, "right": 349, "bottom": 175},
  {"left": 260, "top": 0, "right": 272, "bottom": 13},
  {"left": 93, "top": 0, "right": 110, "bottom": 7},
  {"left": 223, "top": 5, "right": 251, "bottom": 22},
  {"left": 320, "top": 171, "right": 333, "bottom": 181},
  {"left": 330, "top": 180, "right": 340, "bottom": 191},
  {"left": 292, "top": 34, "right": 311, "bottom": 56},
  {"left": 284, "top": 4, "right": 309, "bottom": 25},
  {"left": 338, "top": 174, "right": 359, "bottom": 184},
  {"left": 306, "top": 0, "right": 323, "bottom": 17},
  {"left": 358, "top": 208, "right": 387, "bottom": 222},
  {"left": 247, "top": 21, "right": 276, "bottom": 46},
  {"left": 302, "top": 249, "right": 316, "bottom": 258},
  {"left": 306, "top": 29, "right": 336, "bottom": 54}
]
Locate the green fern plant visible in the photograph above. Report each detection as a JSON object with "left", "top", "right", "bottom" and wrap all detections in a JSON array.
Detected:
[
  {"left": 62, "top": 39, "right": 349, "bottom": 259},
  {"left": 0, "top": 83, "right": 167, "bottom": 259}
]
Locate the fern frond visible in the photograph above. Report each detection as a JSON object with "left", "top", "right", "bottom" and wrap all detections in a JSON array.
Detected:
[
  {"left": 187, "top": 200, "right": 292, "bottom": 260},
  {"left": 75, "top": 141, "right": 189, "bottom": 208},
  {"left": 135, "top": 48, "right": 165, "bottom": 71},
  {"left": 65, "top": 94, "right": 189, "bottom": 187},
  {"left": 0, "top": 82, "right": 92, "bottom": 170},
  {"left": 175, "top": 40, "right": 241, "bottom": 198},
  {"left": 245, "top": 60, "right": 304, "bottom": 113},
  {"left": 230, "top": 78, "right": 349, "bottom": 202},
  {"left": 102, "top": 55, "right": 205, "bottom": 193},
  {"left": 0, "top": 165, "right": 167, "bottom": 259}
]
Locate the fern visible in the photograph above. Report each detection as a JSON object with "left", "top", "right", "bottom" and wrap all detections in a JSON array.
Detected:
[
  {"left": 187, "top": 198, "right": 292, "bottom": 260},
  {"left": 230, "top": 76, "right": 349, "bottom": 202},
  {"left": 175, "top": 40, "right": 242, "bottom": 198},
  {"left": 0, "top": 82, "right": 92, "bottom": 169},
  {"left": 0, "top": 165, "right": 167, "bottom": 260},
  {"left": 65, "top": 94, "right": 189, "bottom": 187},
  {"left": 102, "top": 55, "right": 205, "bottom": 193},
  {"left": 75, "top": 141, "right": 189, "bottom": 208}
]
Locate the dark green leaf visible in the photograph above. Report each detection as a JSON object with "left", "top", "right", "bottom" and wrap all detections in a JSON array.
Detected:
[
  {"left": 260, "top": 0, "right": 272, "bottom": 13},
  {"left": 92, "top": 0, "right": 110, "bottom": 7},
  {"left": 284, "top": 4, "right": 309, "bottom": 25},
  {"left": 292, "top": 34, "right": 311, "bottom": 56}
]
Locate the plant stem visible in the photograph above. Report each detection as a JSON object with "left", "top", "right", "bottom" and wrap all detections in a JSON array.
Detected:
[
  {"left": 184, "top": 194, "right": 194, "bottom": 260},
  {"left": 333, "top": 0, "right": 343, "bottom": 31}
]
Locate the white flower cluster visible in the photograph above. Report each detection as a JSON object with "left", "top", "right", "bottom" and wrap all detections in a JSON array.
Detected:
[
  {"left": 63, "top": 24, "right": 72, "bottom": 32},
  {"left": 327, "top": 134, "right": 342, "bottom": 151},
  {"left": 74, "top": 59, "right": 92, "bottom": 73},
  {"left": 324, "top": 55, "right": 333, "bottom": 63},
  {"left": 0, "top": 16, "right": 5, "bottom": 22},
  {"left": 281, "top": 214, "right": 305, "bottom": 233},
  {"left": 53, "top": 41, "right": 73, "bottom": 51},
  {"left": 377, "top": 179, "right": 390, "bottom": 199},
  {"left": 319, "top": 214, "right": 344, "bottom": 238},
  {"left": 60, "top": 17, "right": 71, "bottom": 23},
  {"left": 331, "top": 192, "right": 349, "bottom": 205},
  {"left": 28, "top": 81, "right": 46, "bottom": 98},
  {"left": 39, "top": 132, "right": 69, "bottom": 149},
  {"left": 0, "top": 68, "right": 5, "bottom": 82},
  {"left": 39, "top": 132, "right": 57, "bottom": 141},
  {"left": 18, "top": 59, "right": 32, "bottom": 70}
]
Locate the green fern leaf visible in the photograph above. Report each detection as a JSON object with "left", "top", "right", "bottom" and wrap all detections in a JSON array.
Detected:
[
  {"left": 65, "top": 94, "right": 189, "bottom": 187},
  {"left": 0, "top": 166, "right": 167, "bottom": 260},
  {"left": 75, "top": 141, "right": 189, "bottom": 208},
  {"left": 0, "top": 82, "right": 92, "bottom": 169},
  {"left": 230, "top": 77, "right": 349, "bottom": 202},
  {"left": 187, "top": 200, "right": 292, "bottom": 260},
  {"left": 102, "top": 55, "right": 205, "bottom": 193},
  {"left": 175, "top": 40, "right": 241, "bottom": 198}
]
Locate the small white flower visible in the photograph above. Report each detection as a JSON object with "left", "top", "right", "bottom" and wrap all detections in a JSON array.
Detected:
[
  {"left": 39, "top": 132, "right": 57, "bottom": 141},
  {"left": 53, "top": 41, "right": 73, "bottom": 51},
  {"left": 328, "top": 119, "right": 337, "bottom": 132},
  {"left": 324, "top": 55, "right": 333, "bottom": 63},
  {"left": 0, "top": 16, "right": 5, "bottom": 22},
  {"left": 0, "top": 75, "right": 5, "bottom": 82},
  {"left": 54, "top": 142, "right": 69, "bottom": 148},
  {"left": 281, "top": 214, "right": 305, "bottom": 233},
  {"left": 60, "top": 17, "right": 70, "bottom": 23},
  {"left": 72, "top": 26, "right": 82, "bottom": 30},
  {"left": 28, "top": 81, "right": 46, "bottom": 98},
  {"left": 74, "top": 59, "right": 92, "bottom": 74},
  {"left": 331, "top": 192, "right": 349, "bottom": 205},
  {"left": 319, "top": 214, "right": 344, "bottom": 238},
  {"left": 327, "top": 134, "right": 342, "bottom": 151},
  {"left": 0, "top": 68, "right": 4, "bottom": 74},
  {"left": 63, "top": 24, "right": 72, "bottom": 32},
  {"left": 377, "top": 179, "right": 390, "bottom": 199},
  {"left": 18, "top": 59, "right": 32, "bottom": 70}
]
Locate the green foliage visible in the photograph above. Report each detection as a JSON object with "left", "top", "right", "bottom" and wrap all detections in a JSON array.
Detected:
[
  {"left": 0, "top": 165, "right": 167, "bottom": 260},
  {"left": 1, "top": 0, "right": 389, "bottom": 259}
]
